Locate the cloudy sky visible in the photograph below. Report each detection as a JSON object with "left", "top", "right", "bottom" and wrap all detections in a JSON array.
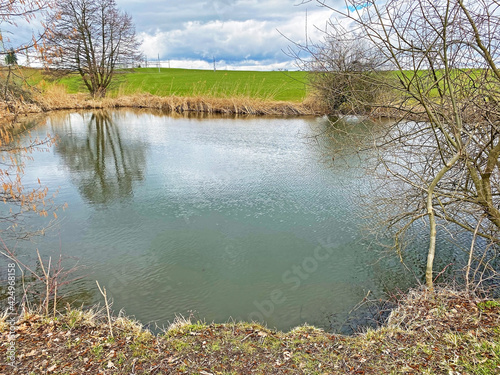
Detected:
[{"left": 116, "top": 0, "right": 338, "bottom": 70}]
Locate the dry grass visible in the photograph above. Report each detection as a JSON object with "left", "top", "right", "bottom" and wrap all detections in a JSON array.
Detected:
[
  {"left": 0, "top": 77, "right": 319, "bottom": 121},
  {"left": 16, "top": 87, "right": 320, "bottom": 118},
  {"left": 165, "top": 314, "right": 194, "bottom": 334},
  {"left": 1, "top": 287, "right": 499, "bottom": 374},
  {"left": 105, "top": 93, "right": 319, "bottom": 115},
  {"left": 0, "top": 100, "right": 41, "bottom": 123},
  {"left": 35, "top": 84, "right": 90, "bottom": 110}
]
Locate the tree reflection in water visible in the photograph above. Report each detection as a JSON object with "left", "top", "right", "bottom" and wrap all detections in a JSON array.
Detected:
[{"left": 55, "top": 111, "right": 147, "bottom": 204}]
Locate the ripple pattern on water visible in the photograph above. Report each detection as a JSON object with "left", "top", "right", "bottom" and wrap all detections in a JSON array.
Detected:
[{"left": 12, "top": 110, "right": 417, "bottom": 332}]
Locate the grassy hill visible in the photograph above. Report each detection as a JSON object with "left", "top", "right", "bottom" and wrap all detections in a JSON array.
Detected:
[{"left": 54, "top": 68, "right": 309, "bottom": 102}]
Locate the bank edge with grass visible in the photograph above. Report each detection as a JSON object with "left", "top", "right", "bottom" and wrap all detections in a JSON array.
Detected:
[
  {"left": 0, "top": 68, "right": 320, "bottom": 121},
  {"left": 1, "top": 288, "right": 499, "bottom": 374}
]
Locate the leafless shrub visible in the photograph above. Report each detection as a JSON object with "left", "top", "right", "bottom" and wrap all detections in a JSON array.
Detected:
[
  {"left": 0, "top": 237, "right": 81, "bottom": 318},
  {"left": 297, "top": 0, "right": 500, "bottom": 290}
]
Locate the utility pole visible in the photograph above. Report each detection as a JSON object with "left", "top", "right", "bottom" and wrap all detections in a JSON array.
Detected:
[
  {"left": 158, "top": 53, "right": 160, "bottom": 73},
  {"left": 213, "top": 56, "right": 216, "bottom": 72},
  {"left": 305, "top": 9, "right": 308, "bottom": 47}
]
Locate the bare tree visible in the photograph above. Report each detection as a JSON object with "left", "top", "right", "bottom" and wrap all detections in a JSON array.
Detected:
[
  {"left": 54, "top": 111, "right": 146, "bottom": 204},
  {"left": 0, "top": 0, "right": 53, "bottom": 51},
  {"left": 297, "top": 0, "right": 500, "bottom": 290},
  {"left": 285, "top": 23, "right": 388, "bottom": 114},
  {"left": 0, "top": 1, "right": 61, "bottom": 239},
  {"left": 0, "top": 0, "right": 54, "bottom": 106},
  {"left": 44, "top": 0, "right": 142, "bottom": 98}
]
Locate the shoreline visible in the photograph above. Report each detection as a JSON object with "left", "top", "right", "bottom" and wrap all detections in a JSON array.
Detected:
[
  {"left": 0, "top": 92, "right": 424, "bottom": 125},
  {"left": 1, "top": 94, "right": 499, "bottom": 373},
  {"left": 1, "top": 287, "right": 499, "bottom": 374},
  {"left": 0, "top": 93, "right": 323, "bottom": 124}
]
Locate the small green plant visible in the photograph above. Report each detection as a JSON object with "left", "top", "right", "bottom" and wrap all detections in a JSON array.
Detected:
[
  {"left": 116, "top": 352, "right": 126, "bottom": 365},
  {"left": 106, "top": 337, "right": 116, "bottom": 344},
  {"left": 91, "top": 344, "right": 104, "bottom": 358},
  {"left": 170, "top": 340, "right": 189, "bottom": 352},
  {"left": 478, "top": 300, "right": 500, "bottom": 312},
  {"left": 65, "top": 310, "right": 81, "bottom": 329}
]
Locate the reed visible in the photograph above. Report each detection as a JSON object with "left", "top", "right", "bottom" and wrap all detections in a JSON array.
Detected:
[
  {"left": 0, "top": 78, "right": 321, "bottom": 122},
  {"left": 33, "top": 91, "right": 321, "bottom": 116},
  {"left": 103, "top": 93, "right": 320, "bottom": 115}
]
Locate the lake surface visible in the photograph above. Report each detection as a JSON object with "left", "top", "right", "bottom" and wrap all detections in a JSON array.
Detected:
[{"left": 6, "top": 109, "right": 421, "bottom": 332}]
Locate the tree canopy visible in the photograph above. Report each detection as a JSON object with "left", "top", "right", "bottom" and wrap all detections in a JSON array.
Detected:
[
  {"left": 45, "top": 0, "right": 142, "bottom": 97},
  {"left": 4, "top": 48, "right": 17, "bottom": 66}
]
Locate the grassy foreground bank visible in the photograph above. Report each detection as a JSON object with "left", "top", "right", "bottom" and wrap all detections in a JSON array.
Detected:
[{"left": 1, "top": 288, "right": 499, "bottom": 374}]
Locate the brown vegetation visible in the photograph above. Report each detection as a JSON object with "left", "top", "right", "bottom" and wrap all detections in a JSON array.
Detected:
[
  {"left": 1, "top": 288, "right": 499, "bottom": 374},
  {"left": 0, "top": 86, "right": 321, "bottom": 120},
  {"left": 104, "top": 94, "right": 320, "bottom": 116}
]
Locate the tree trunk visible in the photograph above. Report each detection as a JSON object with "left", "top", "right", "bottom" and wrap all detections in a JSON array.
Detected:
[
  {"left": 425, "top": 152, "right": 462, "bottom": 290},
  {"left": 92, "top": 85, "right": 107, "bottom": 98}
]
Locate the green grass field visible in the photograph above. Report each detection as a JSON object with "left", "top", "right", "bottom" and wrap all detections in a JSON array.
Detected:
[{"left": 55, "top": 68, "right": 309, "bottom": 102}]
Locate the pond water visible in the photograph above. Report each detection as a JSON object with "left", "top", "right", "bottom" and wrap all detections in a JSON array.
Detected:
[{"left": 6, "top": 109, "right": 423, "bottom": 332}]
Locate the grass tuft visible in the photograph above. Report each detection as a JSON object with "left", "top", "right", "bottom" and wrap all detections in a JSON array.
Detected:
[{"left": 2, "top": 288, "right": 500, "bottom": 374}]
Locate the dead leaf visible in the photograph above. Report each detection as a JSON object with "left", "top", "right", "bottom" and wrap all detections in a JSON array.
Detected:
[{"left": 47, "top": 364, "right": 57, "bottom": 372}]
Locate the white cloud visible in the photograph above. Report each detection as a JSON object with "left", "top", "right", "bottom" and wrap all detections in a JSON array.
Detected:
[
  {"left": 152, "top": 58, "right": 295, "bottom": 71},
  {"left": 2, "top": 0, "right": 340, "bottom": 71},
  {"left": 138, "top": 7, "right": 333, "bottom": 70}
]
